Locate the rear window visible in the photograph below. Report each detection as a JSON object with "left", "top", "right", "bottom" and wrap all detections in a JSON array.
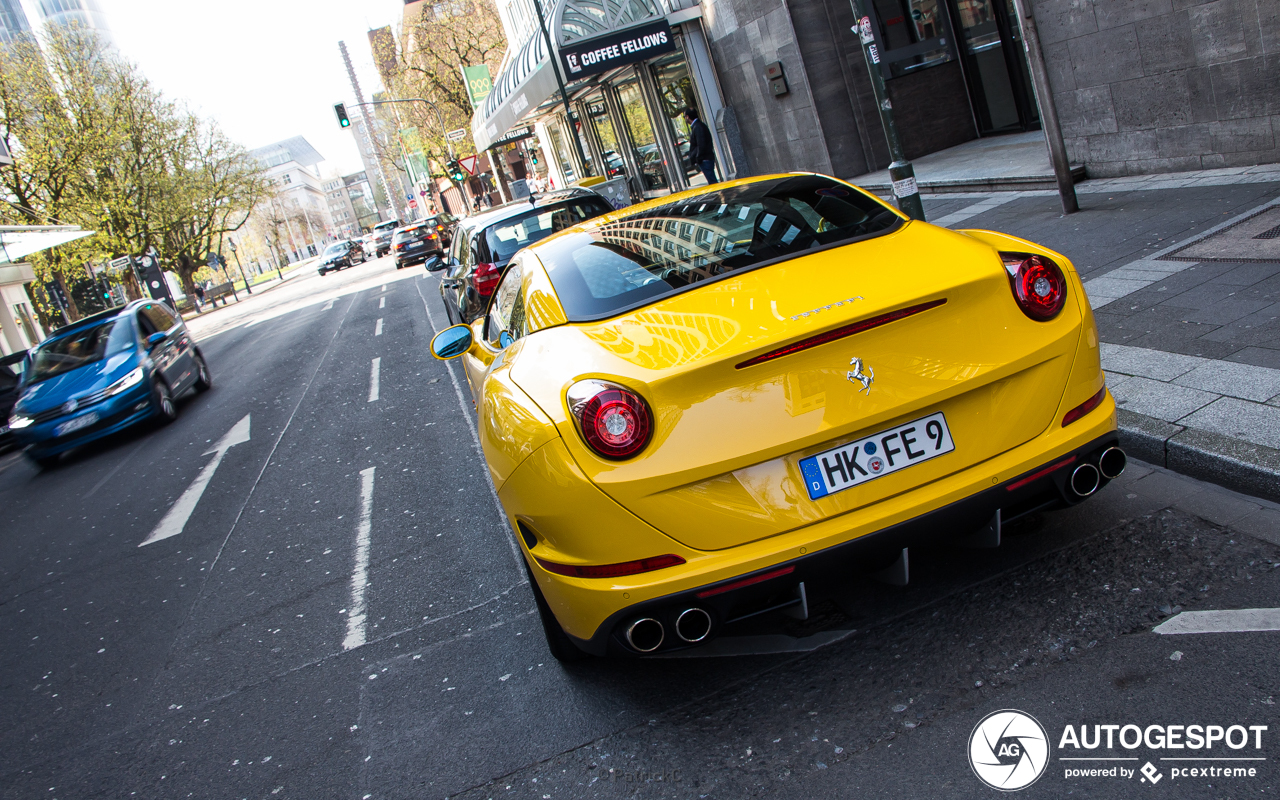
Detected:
[
  {"left": 482, "top": 197, "right": 612, "bottom": 263},
  {"left": 26, "top": 317, "right": 134, "bottom": 384},
  {"left": 373, "top": 221, "right": 398, "bottom": 233},
  {"left": 323, "top": 243, "right": 346, "bottom": 256},
  {"left": 535, "top": 175, "right": 902, "bottom": 321}
]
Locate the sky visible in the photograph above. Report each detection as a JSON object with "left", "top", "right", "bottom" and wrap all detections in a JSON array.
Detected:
[{"left": 95, "top": 0, "right": 409, "bottom": 176}]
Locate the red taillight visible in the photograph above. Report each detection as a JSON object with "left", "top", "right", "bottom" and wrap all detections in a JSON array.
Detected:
[
  {"left": 567, "top": 379, "right": 653, "bottom": 459},
  {"left": 736, "top": 300, "right": 947, "bottom": 369},
  {"left": 535, "top": 553, "right": 684, "bottom": 579},
  {"left": 1002, "top": 252, "right": 1067, "bottom": 321},
  {"left": 395, "top": 243, "right": 407, "bottom": 250},
  {"left": 1062, "top": 386, "right": 1107, "bottom": 427},
  {"left": 471, "top": 262, "right": 500, "bottom": 296},
  {"left": 1005, "top": 456, "right": 1076, "bottom": 492}
]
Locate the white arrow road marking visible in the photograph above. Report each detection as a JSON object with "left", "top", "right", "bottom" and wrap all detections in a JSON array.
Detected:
[
  {"left": 368, "top": 357, "right": 380, "bottom": 402},
  {"left": 343, "top": 467, "right": 376, "bottom": 650},
  {"left": 322, "top": 299, "right": 335, "bottom": 311},
  {"left": 140, "top": 415, "right": 251, "bottom": 547},
  {"left": 375, "top": 318, "right": 383, "bottom": 336},
  {"left": 1154, "top": 609, "right": 1280, "bottom": 634}
]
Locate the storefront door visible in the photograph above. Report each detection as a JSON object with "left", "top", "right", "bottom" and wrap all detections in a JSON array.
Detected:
[
  {"left": 584, "top": 94, "right": 627, "bottom": 180},
  {"left": 648, "top": 49, "right": 708, "bottom": 188},
  {"left": 949, "top": 0, "right": 1038, "bottom": 134},
  {"left": 615, "top": 75, "right": 670, "bottom": 195}
]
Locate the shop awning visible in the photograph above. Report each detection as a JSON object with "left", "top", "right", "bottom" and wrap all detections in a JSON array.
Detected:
[
  {"left": 471, "top": 0, "right": 674, "bottom": 150},
  {"left": 0, "top": 226, "right": 94, "bottom": 265}
]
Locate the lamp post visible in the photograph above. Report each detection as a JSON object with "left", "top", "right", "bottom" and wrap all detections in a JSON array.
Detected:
[
  {"left": 265, "top": 237, "right": 284, "bottom": 280},
  {"left": 228, "top": 239, "right": 252, "bottom": 295}
]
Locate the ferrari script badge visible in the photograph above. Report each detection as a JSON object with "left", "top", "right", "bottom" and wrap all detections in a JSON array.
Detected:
[{"left": 847, "top": 357, "right": 874, "bottom": 395}]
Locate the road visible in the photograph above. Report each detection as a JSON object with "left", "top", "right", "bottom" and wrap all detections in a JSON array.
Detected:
[{"left": 1, "top": 253, "right": 1277, "bottom": 799}]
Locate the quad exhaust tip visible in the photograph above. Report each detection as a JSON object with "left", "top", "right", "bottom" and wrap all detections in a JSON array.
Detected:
[
  {"left": 1099, "top": 446, "right": 1127, "bottom": 480},
  {"left": 675, "top": 608, "right": 712, "bottom": 643},
  {"left": 1070, "top": 463, "right": 1101, "bottom": 497},
  {"left": 626, "top": 618, "right": 665, "bottom": 652}
]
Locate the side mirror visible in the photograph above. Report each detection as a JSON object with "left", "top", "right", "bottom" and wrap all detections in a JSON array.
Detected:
[
  {"left": 430, "top": 325, "right": 472, "bottom": 360},
  {"left": 424, "top": 255, "right": 442, "bottom": 271},
  {"left": 147, "top": 332, "right": 166, "bottom": 348}
]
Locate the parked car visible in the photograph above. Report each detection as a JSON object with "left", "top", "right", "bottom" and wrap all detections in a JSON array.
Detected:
[
  {"left": 372, "top": 219, "right": 401, "bottom": 257},
  {"left": 392, "top": 220, "right": 447, "bottom": 269},
  {"left": 428, "top": 172, "right": 1122, "bottom": 662},
  {"left": 438, "top": 189, "right": 614, "bottom": 324},
  {"left": 0, "top": 351, "right": 27, "bottom": 453},
  {"left": 8, "top": 300, "right": 211, "bottom": 469},
  {"left": 318, "top": 239, "right": 366, "bottom": 275}
]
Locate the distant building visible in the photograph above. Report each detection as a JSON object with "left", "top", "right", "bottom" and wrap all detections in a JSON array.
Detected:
[
  {"left": 0, "top": 0, "right": 30, "bottom": 43},
  {"left": 30, "top": 0, "right": 114, "bottom": 45},
  {"left": 250, "top": 137, "right": 334, "bottom": 261}
]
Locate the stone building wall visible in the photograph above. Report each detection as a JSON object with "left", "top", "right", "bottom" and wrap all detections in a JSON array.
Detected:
[{"left": 1035, "top": 0, "right": 1279, "bottom": 176}]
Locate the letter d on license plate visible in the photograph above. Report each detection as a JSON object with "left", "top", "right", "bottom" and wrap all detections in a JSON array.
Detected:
[{"left": 799, "top": 412, "right": 955, "bottom": 500}]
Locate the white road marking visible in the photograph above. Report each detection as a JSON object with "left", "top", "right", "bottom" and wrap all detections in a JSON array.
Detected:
[
  {"left": 343, "top": 467, "right": 376, "bottom": 650},
  {"left": 140, "top": 415, "right": 251, "bottom": 546},
  {"left": 1154, "top": 608, "right": 1280, "bottom": 635},
  {"left": 368, "top": 357, "right": 381, "bottom": 402},
  {"left": 375, "top": 318, "right": 383, "bottom": 336},
  {"left": 381, "top": 284, "right": 386, "bottom": 292},
  {"left": 379, "top": 297, "right": 385, "bottom": 309},
  {"left": 322, "top": 299, "right": 334, "bottom": 311}
]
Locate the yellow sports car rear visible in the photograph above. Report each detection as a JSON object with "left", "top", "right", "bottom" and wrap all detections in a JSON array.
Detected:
[{"left": 431, "top": 173, "right": 1121, "bottom": 661}]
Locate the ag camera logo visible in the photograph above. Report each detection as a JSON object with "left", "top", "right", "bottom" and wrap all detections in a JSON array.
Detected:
[{"left": 969, "top": 709, "right": 1050, "bottom": 791}]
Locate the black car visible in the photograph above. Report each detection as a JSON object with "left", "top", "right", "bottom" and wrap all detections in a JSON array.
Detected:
[
  {"left": 438, "top": 190, "right": 613, "bottom": 324},
  {"left": 392, "top": 219, "right": 447, "bottom": 269},
  {"left": 318, "top": 239, "right": 366, "bottom": 275},
  {"left": 0, "top": 350, "right": 26, "bottom": 453},
  {"left": 372, "top": 220, "right": 401, "bottom": 257}
]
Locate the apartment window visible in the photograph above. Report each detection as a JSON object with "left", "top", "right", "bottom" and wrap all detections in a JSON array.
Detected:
[{"left": 281, "top": 173, "right": 293, "bottom": 185}]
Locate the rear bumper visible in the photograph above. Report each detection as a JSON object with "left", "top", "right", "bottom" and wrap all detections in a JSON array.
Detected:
[{"left": 569, "top": 430, "right": 1119, "bottom": 656}]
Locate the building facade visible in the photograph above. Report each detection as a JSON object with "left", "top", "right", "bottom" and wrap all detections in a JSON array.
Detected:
[
  {"left": 696, "top": 0, "right": 1277, "bottom": 181},
  {"left": 250, "top": 137, "right": 335, "bottom": 261}
]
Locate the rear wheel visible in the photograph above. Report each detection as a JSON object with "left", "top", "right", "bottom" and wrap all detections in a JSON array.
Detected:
[
  {"left": 193, "top": 354, "right": 212, "bottom": 392},
  {"left": 28, "top": 452, "right": 59, "bottom": 470},
  {"left": 524, "top": 560, "right": 590, "bottom": 663},
  {"left": 151, "top": 379, "right": 177, "bottom": 423}
]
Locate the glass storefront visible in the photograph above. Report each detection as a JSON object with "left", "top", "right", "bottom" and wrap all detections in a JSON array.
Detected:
[
  {"left": 546, "top": 122, "right": 578, "bottom": 185},
  {"left": 648, "top": 50, "right": 707, "bottom": 187},
  {"left": 585, "top": 95, "right": 627, "bottom": 179},
  {"left": 615, "top": 76, "right": 669, "bottom": 193}
]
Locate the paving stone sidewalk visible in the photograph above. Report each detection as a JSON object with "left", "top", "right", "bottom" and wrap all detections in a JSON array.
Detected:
[{"left": 914, "top": 173, "right": 1280, "bottom": 502}]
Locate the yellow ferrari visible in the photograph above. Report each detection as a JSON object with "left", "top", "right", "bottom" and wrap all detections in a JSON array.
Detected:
[{"left": 430, "top": 174, "right": 1122, "bottom": 661}]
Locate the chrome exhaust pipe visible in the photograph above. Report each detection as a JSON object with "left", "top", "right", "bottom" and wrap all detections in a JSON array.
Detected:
[
  {"left": 1098, "top": 447, "right": 1127, "bottom": 480},
  {"left": 1070, "top": 463, "right": 1101, "bottom": 497},
  {"left": 675, "top": 608, "right": 712, "bottom": 643},
  {"left": 625, "top": 618, "right": 665, "bottom": 652}
]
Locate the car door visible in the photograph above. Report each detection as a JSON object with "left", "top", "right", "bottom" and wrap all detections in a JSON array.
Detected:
[
  {"left": 140, "top": 303, "right": 194, "bottom": 389},
  {"left": 460, "top": 258, "right": 525, "bottom": 405},
  {"left": 444, "top": 228, "right": 472, "bottom": 311}
]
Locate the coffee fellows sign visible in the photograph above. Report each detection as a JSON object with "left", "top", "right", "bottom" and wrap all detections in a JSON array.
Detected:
[{"left": 560, "top": 19, "right": 676, "bottom": 79}]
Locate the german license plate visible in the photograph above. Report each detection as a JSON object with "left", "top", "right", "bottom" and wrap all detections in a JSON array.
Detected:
[
  {"left": 56, "top": 412, "right": 99, "bottom": 437},
  {"left": 799, "top": 412, "right": 955, "bottom": 500}
]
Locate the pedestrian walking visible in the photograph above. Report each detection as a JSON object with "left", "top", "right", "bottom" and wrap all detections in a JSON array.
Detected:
[
  {"left": 193, "top": 283, "right": 206, "bottom": 312},
  {"left": 683, "top": 107, "right": 717, "bottom": 187}
]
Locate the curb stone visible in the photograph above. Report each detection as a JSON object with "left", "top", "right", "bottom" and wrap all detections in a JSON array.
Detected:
[{"left": 1117, "top": 409, "right": 1280, "bottom": 505}]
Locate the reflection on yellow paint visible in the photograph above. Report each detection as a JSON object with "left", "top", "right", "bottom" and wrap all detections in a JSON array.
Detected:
[
  {"left": 591, "top": 310, "right": 742, "bottom": 369},
  {"left": 784, "top": 372, "right": 826, "bottom": 416},
  {"left": 902, "top": 355, "right": 989, "bottom": 382}
]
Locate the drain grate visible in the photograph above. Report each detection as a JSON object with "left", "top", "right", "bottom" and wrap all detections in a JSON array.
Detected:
[
  {"left": 1164, "top": 205, "right": 1280, "bottom": 262},
  {"left": 1255, "top": 224, "right": 1280, "bottom": 240}
]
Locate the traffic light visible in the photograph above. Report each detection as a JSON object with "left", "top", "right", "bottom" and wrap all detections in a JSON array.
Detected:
[
  {"left": 530, "top": 150, "right": 539, "bottom": 166},
  {"left": 334, "top": 103, "right": 351, "bottom": 128},
  {"left": 446, "top": 160, "right": 466, "bottom": 182}
]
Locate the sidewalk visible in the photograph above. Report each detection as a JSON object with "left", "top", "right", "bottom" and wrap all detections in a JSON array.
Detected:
[
  {"left": 911, "top": 171, "right": 1280, "bottom": 502},
  {"left": 181, "top": 257, "right": 317, "bottom": 322}
]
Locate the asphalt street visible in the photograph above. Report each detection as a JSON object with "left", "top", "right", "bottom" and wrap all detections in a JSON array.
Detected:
[{"left": 1, "top": 253, "right": 1277, "bottom": 799}]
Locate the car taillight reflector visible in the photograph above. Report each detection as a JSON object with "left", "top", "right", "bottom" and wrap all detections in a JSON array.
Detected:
[
  {"left": 395, "top": 243, "right": 407, "bottom": 250},
  {"left": 567, "top": 379, "right": 653, "bottom": 459},
  {"left": 1005, "top": 456, "right": 1076, "bottom": 492},
  {"left": 471, "top": 262, "right": 500, "bottom": 296},
  {"left": 1062, "top": 386, "right": 1107, "bottom": 427},
  {"left": 1002, "top": 252, "right": 1068, "bottom": 321},
  {"left": 535, "top": 553, "right": 685, "bottom": 579},
  {"left": 696, "top": 565, "right": 796, "bottom": 599},
  {"left": 735, "top": 300, "right": 947, "bottom": 369}
]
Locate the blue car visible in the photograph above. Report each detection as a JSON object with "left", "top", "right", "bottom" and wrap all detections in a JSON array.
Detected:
[{"left": 7, "top": 300, "right": 211, "bottom": 468}]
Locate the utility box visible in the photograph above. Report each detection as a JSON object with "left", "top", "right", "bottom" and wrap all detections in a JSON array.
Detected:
[{"left": 764, "top": 61, "right": 789, "bottom": 97}]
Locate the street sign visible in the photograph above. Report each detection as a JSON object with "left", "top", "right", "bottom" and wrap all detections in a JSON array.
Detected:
[
  {"left": 459, "top": 155, "right": 479, "bottom": 176},
  {"left": 110, "top": 256, "right": 131, "bottom": 270},
  {"left": 446, "top": 128, "right": 467, "bottom": 142},
  {"left": 408, "top": 199, "right": 418, "bottom": 208}
]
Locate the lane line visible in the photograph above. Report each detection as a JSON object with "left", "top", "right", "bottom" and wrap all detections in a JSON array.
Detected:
[
  {"left": 322, "top": 299, "right": 334, "bottom": 311},
  {"left": 140, "top": 415, "right": 252, "bottom": 546},
  {"left": 1153, "top": 608, "right": 1280, "bottom": 635},
  {"left": 375, "top": 318, "right": 383, "bottom": 336},
  {"left": 343, "top": 467, "right": 376, "bottom": 650},
  {"left": 368, "top": 357, "right": 381, "bottom": 402},
  {"left": 381, "top": 284, "right": 386, "bottom": 292},
  {"left": 379, "top": 297, "right": 385, "bottom": 309},
  {"left": 414, "top": 277, "right": 526, "bottom": 573}
]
